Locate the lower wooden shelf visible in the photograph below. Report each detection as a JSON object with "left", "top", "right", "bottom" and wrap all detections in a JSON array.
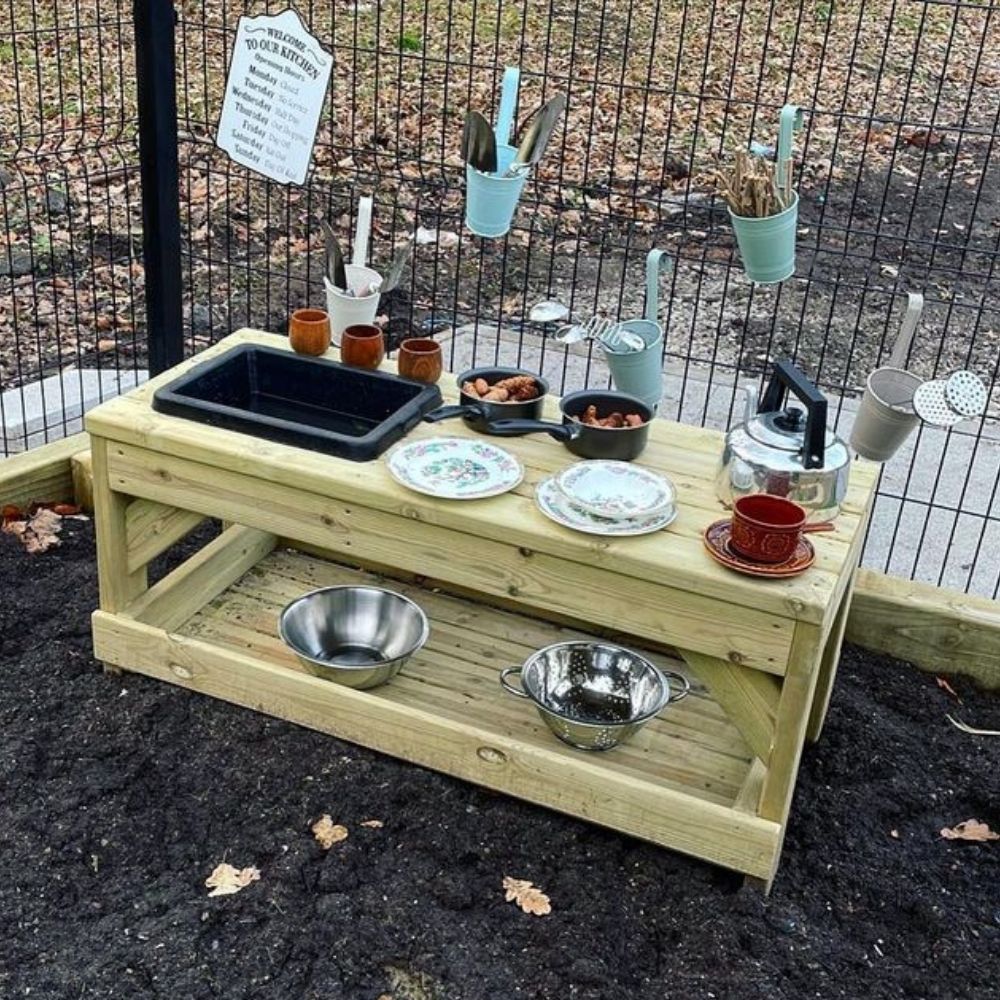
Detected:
[{"left": 92, "top": 536, "right": 781, "bottom": 878}]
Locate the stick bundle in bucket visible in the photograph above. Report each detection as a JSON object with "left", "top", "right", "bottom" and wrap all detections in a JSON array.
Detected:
[{"left": 714, "top": 150, "right": 793, "bottom": 219}]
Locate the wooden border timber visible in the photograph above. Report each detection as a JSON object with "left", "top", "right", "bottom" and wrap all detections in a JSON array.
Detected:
[
  {"left": 846, "top": 569, "right": 1000, "bottom": 690},
  {"left": 9, "top": 441, "right": 1000, "bottom": 690},
  {"left": 0, "top": 433, "right": 88, "bottom": 509}
]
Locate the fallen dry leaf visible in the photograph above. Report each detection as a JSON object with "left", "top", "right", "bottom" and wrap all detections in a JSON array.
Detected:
[
  {"left": 502, "top": 876, "right": 551, "bottom": 916},
  {"left": 360, "top": 819, "right": 384, "bottom": 829},
  {"left": 1, "top": 507, "right": 62, "bottom": 553},
  {"left": 940, "top": 819, "right": 998, "bottom": 842},
  {"left": 935, "top": 676, "right": 961, "bottom": 702},
  {"left": 312, "top": 814, "right": 349, "bottom": 849},
  {"left": 205, "top": 863, "right": 261, "bottom": 897},
  {"left": 52, "top": 502, "right": 82, "bottom": 516}
]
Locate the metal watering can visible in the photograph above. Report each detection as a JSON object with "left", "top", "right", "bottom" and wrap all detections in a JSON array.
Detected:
[{"left": 716, "top": 360, "right": 852, "bottom": 522}]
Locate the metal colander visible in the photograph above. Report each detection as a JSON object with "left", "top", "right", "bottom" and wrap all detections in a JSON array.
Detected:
[{"left": 500, "top": 641, "right": 689, "bottom": 751}]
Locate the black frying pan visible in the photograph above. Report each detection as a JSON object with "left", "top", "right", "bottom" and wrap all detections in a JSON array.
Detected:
[
  {"left": 423, "top": 367, "right": 549, "bottom": 432},
  {"left": 487, "top": 389, "right": 653, "bottom": 461}
]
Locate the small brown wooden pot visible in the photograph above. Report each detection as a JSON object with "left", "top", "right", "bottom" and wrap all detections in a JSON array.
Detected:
[{"left": 288, "top": 309, "right": 332, "bottom": 357}]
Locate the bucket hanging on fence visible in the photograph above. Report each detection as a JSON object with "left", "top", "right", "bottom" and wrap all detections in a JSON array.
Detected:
[
  {"left": 729, "top": 192, "right": 799, "bottom": 285},
  {"left": 464, "top": 67, "right": 529, "bottom": 239},
  {"left": 604, "top": 249, "right": 671, "bottom": 410},
  {"left": 849, "top": 293, "right": 924, "bottom": 462},
  {"left": 324, "top": 196, "right": 383, "bottom": 339}
]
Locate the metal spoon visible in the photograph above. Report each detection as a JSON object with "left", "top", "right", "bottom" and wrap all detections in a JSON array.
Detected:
[
  {"left": 320, "top": 219, "right": 347, "bottom": 291},
  {"left": 504, "top": 93, "right": 566, "bottom": 177},
  {"left": 529, "top": 300, "right": 569, "bottom": 324},
  {"left": 462, "top": 110, "right": 498, "bottom": 174}
]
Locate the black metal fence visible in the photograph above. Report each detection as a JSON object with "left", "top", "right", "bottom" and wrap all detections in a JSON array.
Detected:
[{"left": 2, "top": 1, "right": 999, "bottom": 595}]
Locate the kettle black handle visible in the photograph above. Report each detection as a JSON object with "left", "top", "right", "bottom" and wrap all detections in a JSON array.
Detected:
[{"left": 759, "top": 360, "right": 827, "bottom": 470}]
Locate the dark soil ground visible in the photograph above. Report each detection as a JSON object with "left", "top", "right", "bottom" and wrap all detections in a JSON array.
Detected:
[{"left": 2, "top": 519, "right": 999, "bottom": 1000}]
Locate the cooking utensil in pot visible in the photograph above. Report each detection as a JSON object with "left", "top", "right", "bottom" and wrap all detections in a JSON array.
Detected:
[
  {"left": 279, "top": 586, "right": 429, "bottom": 690},
  {"left": 555, "top": 315, "right": 616, "bottom": 347},
  {"left": 504, "top": 93, "right": 567, "bottom": 177},
  {"left": 320, "top": 219, "right": 348, "bottom": 292},
  {"left": 716, "top": 360, "right": 851, "bottom": 522},
  {"left": 499, "top": 641, "right": 690, "bottom": 751},
  {"left": 487, "top": 389, "right": 653, "bottom": 461},
  {"left": 423, "top": 366, "right": 549, "bottom": 431},
  {"left": 462, "top": 110, "right": 498, "bottom": 174}
]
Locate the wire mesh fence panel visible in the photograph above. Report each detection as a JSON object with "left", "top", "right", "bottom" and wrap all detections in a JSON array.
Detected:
[{"left": 2, "top": 1, "right": 999, "bottom": 595}]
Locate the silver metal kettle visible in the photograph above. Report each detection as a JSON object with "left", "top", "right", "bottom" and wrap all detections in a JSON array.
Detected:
[{"left": 715, "top": 360, "right": 851, "bottom": 522}]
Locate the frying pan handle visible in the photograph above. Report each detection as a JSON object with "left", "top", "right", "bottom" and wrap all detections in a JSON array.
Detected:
[
  {"left": 760, "top": 360, "right": 827, "bottom": 471},
  {"left": 486, "top": 418, "right": 582, "bottom": 441},
  {"left": 499, "top": 667, "right": 529, "bottom": 698},
  {"left": 662, "top": 670, "right": 691, "bottom": 704},
  {"left": 424, "top": 403, "right": 482, "bottom": 423}
]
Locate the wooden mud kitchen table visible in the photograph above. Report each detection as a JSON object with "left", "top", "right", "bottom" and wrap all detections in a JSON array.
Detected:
[{"left": 87, "top": 330, "right": 878, "bottom": 888}]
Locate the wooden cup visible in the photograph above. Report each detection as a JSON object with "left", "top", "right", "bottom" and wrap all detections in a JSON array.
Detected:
[
  {"left": 288, "top": 308, "right": 331, "bottom": 357},
  {"left": 341, "top": 324, "right": 385, "bottom": 370},
  {"left": 397, "top": 338, "right": 443, "bottom": 384}
]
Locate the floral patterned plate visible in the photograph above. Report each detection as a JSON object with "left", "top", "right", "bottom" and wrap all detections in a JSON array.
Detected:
[
  {"left": 536, "top": 477, "right": 676, "bottom": 536},
  {"left": 556, "top": 461, "right": 675, "bottom": 521},
  {"left": 386, "top": 436, "right": 523, "bottom": 500}
]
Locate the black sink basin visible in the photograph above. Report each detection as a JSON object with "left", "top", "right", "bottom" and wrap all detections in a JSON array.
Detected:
[{"left": 152, "top": 344, "right": 443, "bottom": 461}]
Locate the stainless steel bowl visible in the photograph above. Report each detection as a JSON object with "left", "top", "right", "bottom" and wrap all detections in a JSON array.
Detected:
[
  {"left": 278, "top": 586, "right": 429, "bottom": 689},
  {"left": 500, "top": 641, "right": 689, "bottom": 750}
]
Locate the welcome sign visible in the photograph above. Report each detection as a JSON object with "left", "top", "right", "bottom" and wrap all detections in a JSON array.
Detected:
[{"left": 217, "top": 9, "right": 333, "bottom": 185}]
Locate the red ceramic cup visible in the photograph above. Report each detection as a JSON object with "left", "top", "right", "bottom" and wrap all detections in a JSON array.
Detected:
[
  {"left": 730, "top": 494, "right": 807, "bottom": 564},
  {"left": 288, "top": 308, "right": 331, "bottom": 357},
  {"left": 341, "top": 324, "right": 385, "bottom": 370}
]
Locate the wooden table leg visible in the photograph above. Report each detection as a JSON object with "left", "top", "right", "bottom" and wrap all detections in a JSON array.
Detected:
[
  {"left": 754, "top": 620, "right": 825, "bottom": 889},
  {"left": 91, "top": 437, "right": 148, "bottom": 673},
  {"left": 806, "top": 572, "right": 856, "bottom": 743}
]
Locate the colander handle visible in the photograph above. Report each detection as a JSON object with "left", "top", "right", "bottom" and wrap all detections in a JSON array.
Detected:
[
  {"left": 663, "top": 671, "right": 691, "bottom": 703},
  {"left": 499, "top": 666, "right": 530, "bottom": 698}
]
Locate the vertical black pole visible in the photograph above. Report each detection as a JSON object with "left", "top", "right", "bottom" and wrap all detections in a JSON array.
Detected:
[{"left": 134, "top": 0, "right": 183, "bottom": 374}]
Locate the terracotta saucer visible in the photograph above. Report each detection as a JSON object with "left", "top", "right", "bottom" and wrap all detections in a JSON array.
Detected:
[{"left": 703, "top": 519, "right": 815, "bottom": 578}]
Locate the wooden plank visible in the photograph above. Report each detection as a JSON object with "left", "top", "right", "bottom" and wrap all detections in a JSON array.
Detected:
[
  {"left": 0, "top": 432, "right": 87, "bottom": 508},
  {"left": 125, "top": 497, "right": 205, "bottom": 574},
  {"left": 92, "top": 610, "right": 781, "bottom": 878},
  {"left": 83, "top": 328, "right": 876, "bottom": 624},
  {"left": 91, "top": 437, "right": 147, "bottom": 614},
  {"left": 71, "top": 448, "right": 93, "bottom": 511},
  {"left": 680, "top": 650, "right": 780, "bottom": 762},
  {"left": 846, "top": 568, "right": 1000, "bottom": 690},
  {"left": 807, "top": 569, "right": 857, "bottom": 743},
  {"left": 104, "top": 441, "right": 797, "bottom": 672},
  {"left": 124, "top": 524, "right": 276, "bottom": 630},
  {"left": 733, "top": 759, "right": 768, "bottom": 814}
]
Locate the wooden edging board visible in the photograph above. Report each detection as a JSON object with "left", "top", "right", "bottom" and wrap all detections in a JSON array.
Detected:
[{"left": 4, "top": 436, "right": 999, "bottom": 689}]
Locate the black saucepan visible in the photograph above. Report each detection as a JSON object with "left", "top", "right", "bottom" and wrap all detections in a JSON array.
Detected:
[
  {"left": 487, "top": 389, "right": 653, "bottom": 461},
  {"left": 423, "top": 366, "right": 549, "bottom": 431}
]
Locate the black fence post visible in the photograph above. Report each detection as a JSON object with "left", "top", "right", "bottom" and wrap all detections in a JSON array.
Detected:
[{"left": 133, "top": 0, "right": 183, "bottom": 374}]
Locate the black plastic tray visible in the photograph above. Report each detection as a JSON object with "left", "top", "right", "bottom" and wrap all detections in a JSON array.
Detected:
[{"left": 152, "top": 344, "right": 443, "bottom": 461}]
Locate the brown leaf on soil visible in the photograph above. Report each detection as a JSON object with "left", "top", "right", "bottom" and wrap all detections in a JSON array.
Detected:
[
  {"left": 2, "top": 507, "right": 62, "bottom": 553},
  {"left": 502, "top": 876, "right": 551, "bottom": 916},
  {"left": 1, "top": 503, "right": 22, "bottom": 521},
  {"left": 360, "top": 819, "right": 384, "bottom": 828},
  {"left": 940, "top": 819, "right": 998, "bottom": 842},
  {"left": 312, "top": 814, "right": 349, "bottom": 849},
  {"left": 52, "top": 503, "right": 82, "bottom": 516},
  {"left": 935, "top": 676, "right": 961, "bottom": 702},
  {"left": 205, "top": 862, "right": 261, "bottom": 897}
]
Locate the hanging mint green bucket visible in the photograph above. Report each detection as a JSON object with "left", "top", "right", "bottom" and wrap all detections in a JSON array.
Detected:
[
  {"left": 464, "top": 67, "right": 528, "bottom": 238},
  {"left": 604, "top": 249, "right": 671, "bottom": 410},
  {"left": 729, "top": 192, "right": 799, "bottom": 284},
  {"left": 466, "top": 145, "right": 529, "bottom": 237}
]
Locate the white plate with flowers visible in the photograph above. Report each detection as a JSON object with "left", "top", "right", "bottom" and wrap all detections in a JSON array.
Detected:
[
  {"left": 387, "top": 436, "right": 523, "bottom": 500},
  {"left": 535, "top": 476, "right": 676, "bottom": 536},
  {"left": 556, "top": 460, "right": 675, "bottom": 521}
]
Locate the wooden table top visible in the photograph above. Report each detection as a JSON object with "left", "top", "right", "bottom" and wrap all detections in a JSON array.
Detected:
[{"left": 86, "top": 329, "right": 878, "bottom": 627}]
